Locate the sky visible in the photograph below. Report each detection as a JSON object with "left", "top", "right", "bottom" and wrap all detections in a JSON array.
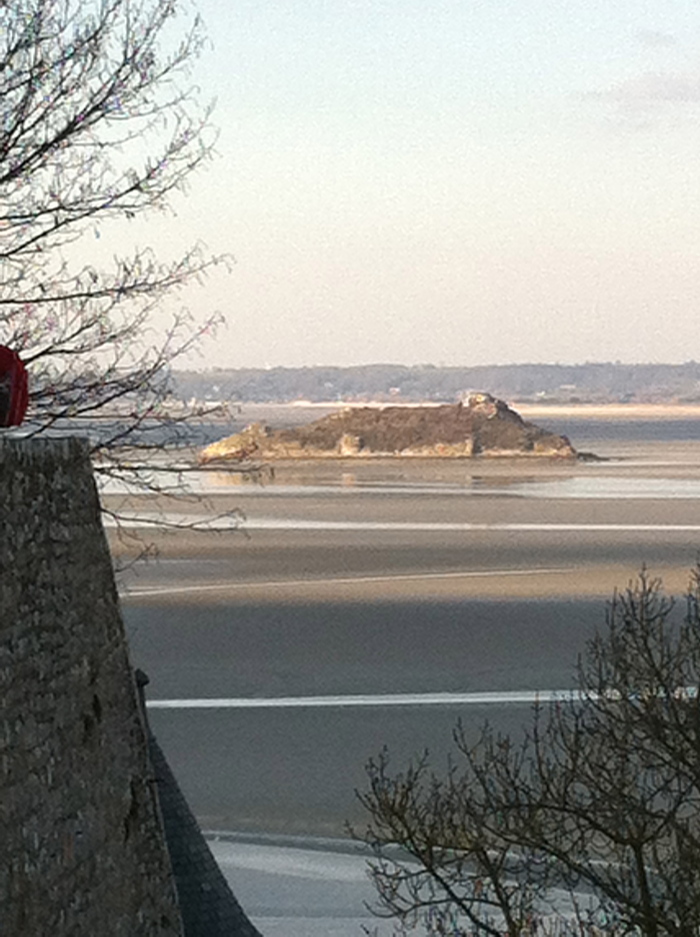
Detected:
[{"left": 143, "top": 0, "right": 700, "bottom": 369}]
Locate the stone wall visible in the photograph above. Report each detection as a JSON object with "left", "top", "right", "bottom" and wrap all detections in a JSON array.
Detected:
[{"left": 0, "top": 437, "right": 183, "bottom": 935}]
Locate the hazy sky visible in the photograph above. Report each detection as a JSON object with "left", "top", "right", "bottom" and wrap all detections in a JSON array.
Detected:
[{"left": 146, "top": 1, "right": 700, "bottom": 368}]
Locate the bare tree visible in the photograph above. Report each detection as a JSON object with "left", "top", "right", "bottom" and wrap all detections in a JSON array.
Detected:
[
  {"left": 357, "top": 569, "right": 700, "bottom": 936},
  {"left": 0, "top": 0, "right": 229, "bottom": 486}
]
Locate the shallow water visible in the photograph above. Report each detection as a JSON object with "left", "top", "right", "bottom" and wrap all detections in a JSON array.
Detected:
[{"left": 118, "top": 420, "right": 700, "bottom": 928}]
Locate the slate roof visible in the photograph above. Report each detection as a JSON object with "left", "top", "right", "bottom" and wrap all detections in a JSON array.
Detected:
[{"left": 136, "top": 671, "right": 263, "bottom": 937}]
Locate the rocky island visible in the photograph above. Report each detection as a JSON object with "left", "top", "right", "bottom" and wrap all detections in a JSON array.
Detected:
[{"left": 199, "top": 393, "right": 576, "bottom": 463}]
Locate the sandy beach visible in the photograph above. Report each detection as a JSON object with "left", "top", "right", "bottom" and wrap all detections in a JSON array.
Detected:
[{"left": 516, "top": 402, "right": 700, "bottom": 420}]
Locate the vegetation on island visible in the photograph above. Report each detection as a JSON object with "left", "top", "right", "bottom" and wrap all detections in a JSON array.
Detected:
[{"left": 199, "top": 395, "right": 576, "bottom": 463}]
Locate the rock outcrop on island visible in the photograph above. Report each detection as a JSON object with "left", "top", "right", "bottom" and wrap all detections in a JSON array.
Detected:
[{"left": 199, "top": 393, "right": 576, "bottom": 463}]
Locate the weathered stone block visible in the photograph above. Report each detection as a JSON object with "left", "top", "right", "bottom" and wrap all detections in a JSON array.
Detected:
[{"left": 0, "top": 438, "right": 183, "bottom": 936}]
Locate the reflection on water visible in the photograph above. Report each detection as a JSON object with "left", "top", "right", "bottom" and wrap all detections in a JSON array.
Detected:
[
  {"left": 96, "top": 429, "right": 700, "bottom": 501},
  {"left": 193, "top": 464, "right": 700, "bottom": 500},
  {"left": 210, "top": 471, "right": 248, "bottom": 488},
  {"left": 101, "top": 468, "right": 700, "bottom": 501}
]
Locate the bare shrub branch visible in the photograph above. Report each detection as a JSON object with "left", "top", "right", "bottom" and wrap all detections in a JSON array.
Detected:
[{"left": 356, "top": 567, "right": 700, "bottom": 936}]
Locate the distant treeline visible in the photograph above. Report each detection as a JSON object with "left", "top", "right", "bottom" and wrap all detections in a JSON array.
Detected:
[{"left": 171, "top": 363, "right": 700, "bottom": 404}]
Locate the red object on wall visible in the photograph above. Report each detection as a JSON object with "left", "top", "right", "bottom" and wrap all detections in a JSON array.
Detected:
[{"left": 0, "top": 346, "right": 29, "bottom": 427}]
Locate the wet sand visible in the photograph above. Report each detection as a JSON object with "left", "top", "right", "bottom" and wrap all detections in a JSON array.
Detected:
[
  {"left": 111, "top": 437, "right": 700, "bottom": 836},
  {"left": 117, "top": 534, "right": 695, "bottom": 603},
  {"left": 111, "top": 454, "right": 700, "bottom": 603}
]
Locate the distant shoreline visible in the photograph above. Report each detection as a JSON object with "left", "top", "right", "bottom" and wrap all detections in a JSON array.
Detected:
[
  {"left": 89, "top": 400, "right": 700, "bottom": 424},
  {"left": 232, "top": 401, "right": 700, "bottom": 421}
]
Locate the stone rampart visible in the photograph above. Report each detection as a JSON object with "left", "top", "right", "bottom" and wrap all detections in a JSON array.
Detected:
[{"left": 0, "top": 437, "right": 183, "bottom": 935}]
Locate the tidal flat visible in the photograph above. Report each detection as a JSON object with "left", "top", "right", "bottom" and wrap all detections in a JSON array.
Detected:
[{"left": 108, "top": 420, "right": 700, "bottom": 837}]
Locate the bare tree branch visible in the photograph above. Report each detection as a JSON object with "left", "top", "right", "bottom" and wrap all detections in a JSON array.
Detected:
[{"left": 0, "top": 0, "right": 244, "bottom": 504}]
